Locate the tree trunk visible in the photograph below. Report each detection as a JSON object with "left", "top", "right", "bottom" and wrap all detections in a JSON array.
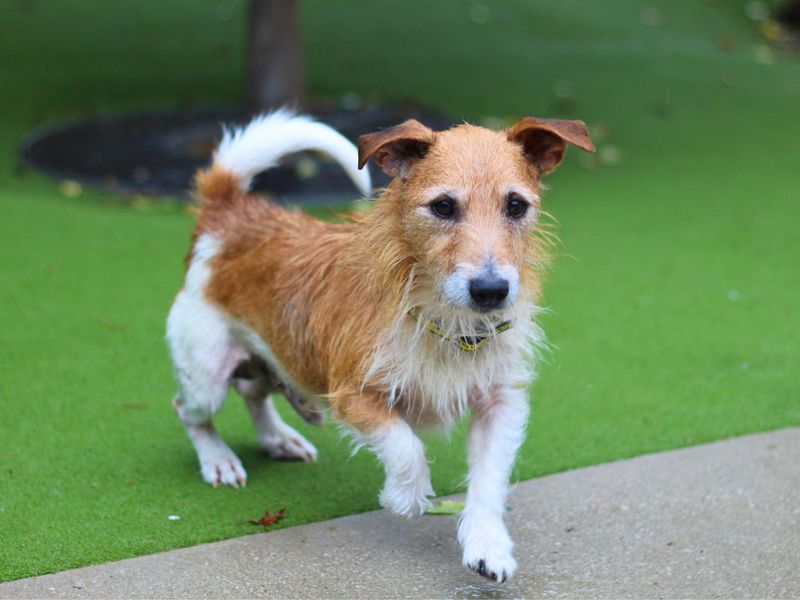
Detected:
[{"left": 247, "top": 0, "right": 305, "bottom": 113}]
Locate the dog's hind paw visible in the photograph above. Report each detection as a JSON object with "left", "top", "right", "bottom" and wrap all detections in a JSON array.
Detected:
[
  {"left": 261, "top": 426, "right": 318, "bottom": 462},
  {"left": 200, "top": 452, "right": 247, "bottom": 488}
]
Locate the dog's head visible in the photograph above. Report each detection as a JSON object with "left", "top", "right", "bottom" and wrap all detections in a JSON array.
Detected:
[{"left": 358, "top": 117, "right": 594, "bottom": 317}]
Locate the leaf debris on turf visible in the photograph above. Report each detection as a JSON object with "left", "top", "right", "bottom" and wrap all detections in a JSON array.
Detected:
[
  {"left": 249, "top": 509, "right": 286, "bottom": 527},
  {"left": 426, "top": 500, "right": 465, "bottom": 515}
]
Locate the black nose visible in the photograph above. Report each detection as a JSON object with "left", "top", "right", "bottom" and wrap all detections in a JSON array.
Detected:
[{"left": 469, "top": 276, "right": 509, "bottom": 310}]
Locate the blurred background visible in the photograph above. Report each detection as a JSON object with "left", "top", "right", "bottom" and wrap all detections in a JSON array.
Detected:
[{"left": 1, "top": 0, "right": 798, "bottom": 582}]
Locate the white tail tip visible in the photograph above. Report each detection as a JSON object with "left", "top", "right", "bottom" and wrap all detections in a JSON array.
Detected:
[{"left": 214, "top": 108, "right": 372, "bottom": 197}]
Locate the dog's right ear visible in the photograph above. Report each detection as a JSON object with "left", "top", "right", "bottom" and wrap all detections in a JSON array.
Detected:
[{"left": 357, "top": 120, "right": 436, "bottom": 179}]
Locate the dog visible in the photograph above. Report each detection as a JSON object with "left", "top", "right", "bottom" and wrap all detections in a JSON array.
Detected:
[{"left": 166, "top": 109, "right": 594, "bottom": 582}]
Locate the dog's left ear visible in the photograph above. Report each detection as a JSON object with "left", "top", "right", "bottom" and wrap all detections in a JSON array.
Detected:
[
  {"left": 357, "top": 120, "right": 436, "bottom": 179},
  {"left": 507, "top": 117, "right": 595, "bottom": 175}
]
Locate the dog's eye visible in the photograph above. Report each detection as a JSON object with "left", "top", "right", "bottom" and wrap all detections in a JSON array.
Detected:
[
  {"left": 506, "top": 193, "right": 529, "bottom": 220},
  {"left": 429, "top": 196, "right": 457, "bottom": 220}
]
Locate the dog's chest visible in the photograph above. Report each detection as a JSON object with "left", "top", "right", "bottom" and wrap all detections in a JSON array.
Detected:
[{"left": 368, "top": 323, "right": 533, "bottom": 426}]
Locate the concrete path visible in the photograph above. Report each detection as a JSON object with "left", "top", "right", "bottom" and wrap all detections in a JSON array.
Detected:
[{"left": 2, "top": 428, "right": 799, "bottom": 599}]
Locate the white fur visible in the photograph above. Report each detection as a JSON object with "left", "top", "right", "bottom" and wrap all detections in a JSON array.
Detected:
[
  {"left": 497, "top": 263, "right": 521, "bottom": 305},
  {"left": 214, "top": 108, "right": 372, "bottom": 196},
  {"left": 167, "top": 237, "right": 246, "bottom": 426},
  {"left": 365, "top": 420, "right": 435, "bottom": 517},
  {"left": 442, "top": 264, "right": 475, "bottom": 308}
]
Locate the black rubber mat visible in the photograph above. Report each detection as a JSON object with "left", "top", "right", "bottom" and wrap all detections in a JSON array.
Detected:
[{"left": 20, "top": 104, "right": 452, "bottom": 204}]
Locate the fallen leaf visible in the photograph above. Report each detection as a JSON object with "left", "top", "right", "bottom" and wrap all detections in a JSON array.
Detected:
[
  {"left": 426, "top": 500, "right": 465, "bottom": 515},
  {"left": 249, "top": 509, "right": 285, "bottom": 527}
]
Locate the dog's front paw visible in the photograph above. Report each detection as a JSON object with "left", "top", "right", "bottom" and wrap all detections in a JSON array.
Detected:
[
  {"left": 261, "top": 423, "right": 318, "bottom": 462},
  {"left": 379, "top": 474, "right": 435, "bottom": 517},
  {"left": 460, "top": 519, "right": 517, "bottom": 583},
  {"left": 199, "top": 450, "right": 247, "bottom": 488},
  {"left": 465, "top": 554, "right": 517, "bottom": 584}
]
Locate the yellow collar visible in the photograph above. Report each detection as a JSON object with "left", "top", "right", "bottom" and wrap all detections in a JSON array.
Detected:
[{"left": 407, "top": 307, "right": 513, "bottom": 352}]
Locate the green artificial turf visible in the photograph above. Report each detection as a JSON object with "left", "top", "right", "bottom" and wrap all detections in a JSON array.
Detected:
[{"left": 1, "top": 0, "right": 799, "bottom": 582}]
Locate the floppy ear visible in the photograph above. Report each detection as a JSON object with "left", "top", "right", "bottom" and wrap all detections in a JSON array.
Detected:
[
  {"left": 357, "top": 119, "right": 436, "bottom": 179},
  {"left": 507, "top": 117, "right": 595, "bottom": 175}
]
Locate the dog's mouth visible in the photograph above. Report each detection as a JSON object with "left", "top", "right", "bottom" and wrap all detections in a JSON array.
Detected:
[{"left": 470, "top": 300, "right": 511, "bottom": 314}]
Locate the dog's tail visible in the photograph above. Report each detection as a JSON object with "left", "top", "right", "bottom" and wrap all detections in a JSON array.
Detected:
[{"left": 197, "top": 108, "right": 372, "bottom": 201}]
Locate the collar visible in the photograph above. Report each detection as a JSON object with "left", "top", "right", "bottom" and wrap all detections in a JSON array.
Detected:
[{"left": 406, "top": 307, "right": 513, "bottom": 352}]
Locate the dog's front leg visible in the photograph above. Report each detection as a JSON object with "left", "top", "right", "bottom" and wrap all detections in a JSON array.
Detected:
[
  {"left": 366, "top": 418, "right": 435, "bottom": 517},
  {"left": 459, "top": 385, "right": 529, "bottom": 582}
]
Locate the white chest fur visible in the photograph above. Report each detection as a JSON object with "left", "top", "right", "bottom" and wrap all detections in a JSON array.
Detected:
[{"left": 365, "top": 306, "right": 544, "bottom": 426}]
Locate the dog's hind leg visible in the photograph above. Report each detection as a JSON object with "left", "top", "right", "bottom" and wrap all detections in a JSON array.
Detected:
[
  {"left": 232, "top": 369, "right": 318, "bottom": 462},
  {"left": 167, "top": 291, "right": 249, "bottom": 487}
]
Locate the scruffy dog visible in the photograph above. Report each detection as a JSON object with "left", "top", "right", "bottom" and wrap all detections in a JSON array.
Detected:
[{"left": 167, "top": 110, "right": 593, "bottom": 582}]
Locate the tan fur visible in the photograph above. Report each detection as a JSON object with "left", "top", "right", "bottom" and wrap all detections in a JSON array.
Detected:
[{"left": 192, "top": 119, "right": 592, "bottom": 433}]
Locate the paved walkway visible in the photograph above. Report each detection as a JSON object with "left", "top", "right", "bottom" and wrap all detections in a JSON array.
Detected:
[{"left": 2, "top": 428, "right": 798, "bottom": 599}]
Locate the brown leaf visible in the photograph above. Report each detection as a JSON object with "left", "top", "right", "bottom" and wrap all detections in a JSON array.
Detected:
[{"left": 249, "top": 509, "right": 285, "bottom": 527}]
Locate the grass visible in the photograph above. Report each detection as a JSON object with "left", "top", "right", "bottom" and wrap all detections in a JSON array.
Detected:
[{"left": 1, "top": 0, "right": 799, "bottom": 582}]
